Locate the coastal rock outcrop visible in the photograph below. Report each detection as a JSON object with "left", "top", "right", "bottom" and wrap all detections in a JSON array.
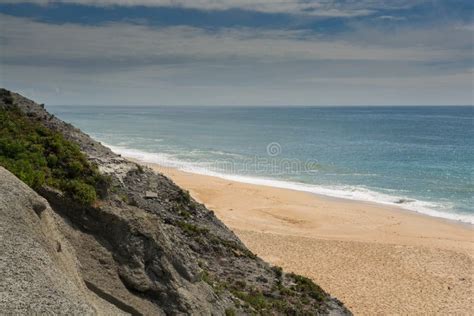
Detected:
[
  {"left": 0, "top": 167, "right": 124, "bottom": 314},
  {"left": 0, "top": 88, "right": 351, "bottom": 315}
]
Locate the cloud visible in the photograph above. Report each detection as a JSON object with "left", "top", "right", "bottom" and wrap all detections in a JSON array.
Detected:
[
  {"left": 0, "top": 0, "right": 427, "bottom": 17},
  {"left": 0, "top": 11, "right": 472, "bottom": 106},
  {"left": 376, "top": 15, "right": 407, "bottom": 21},
  {"left": 4, "top": 61, "right": 471, "bottom": 106},
  {"left": 1, "top": 13, "right": 470, "bottom": 71},
  {"left": 455, "top": 23, "right": 474, "bottom": 31}
]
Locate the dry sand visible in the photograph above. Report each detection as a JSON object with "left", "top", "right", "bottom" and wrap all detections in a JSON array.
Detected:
[{"left": 136, "top": 160, "right": 473, "bottom": 315}]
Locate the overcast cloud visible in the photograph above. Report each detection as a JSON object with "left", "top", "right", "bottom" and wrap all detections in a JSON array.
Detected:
[
  {"left": 0, "top": 0, "right": 429, "bottom": 17},
  {"left": 0, "top": 0, "right": 472, "bottom": 105}
]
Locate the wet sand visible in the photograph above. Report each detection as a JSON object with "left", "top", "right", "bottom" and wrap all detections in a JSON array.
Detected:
[{"left": 135, "top": 160, "right": 473, "bottom": 315}]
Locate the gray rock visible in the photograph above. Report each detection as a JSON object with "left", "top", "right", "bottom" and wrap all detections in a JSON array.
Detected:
[
  {"left": 144, "top": 191, "right": 158, "bottom": 199},
  {"left": 0, "top": 167, "right": 124, "bottom": 315}
]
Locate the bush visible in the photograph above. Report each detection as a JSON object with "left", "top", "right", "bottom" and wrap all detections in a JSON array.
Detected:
[
  {"left": 0, "top": 105, "right": 107, "bottom": 205},
  {"left": 176, "top": 220, "right": 209, "bottom": 235},
  {"left": 0, "top": 89, "right": 14, "bottom": 105},
  {"left": 66, "top": 180, "right": 97, "bottom": 205},
  {"left": 271, "top": 265, "right": 283, "bottom": 278},
  {"left": 287, "top": 273, "right": 326, "bottom": 302},
  {"left": 224, "top": 308, "right": 236, "bottom": 316}
]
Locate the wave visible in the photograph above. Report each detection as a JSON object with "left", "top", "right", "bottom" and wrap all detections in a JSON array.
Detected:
[{"left": 106, "top": 144, "right": 474, "bottom": 225}]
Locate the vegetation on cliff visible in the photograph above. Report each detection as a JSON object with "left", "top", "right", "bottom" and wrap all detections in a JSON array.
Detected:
[{"left": 0, "top": 89, "right": 107, "bottom": 205}]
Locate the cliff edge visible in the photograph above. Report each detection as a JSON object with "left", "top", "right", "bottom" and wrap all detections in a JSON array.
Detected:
[{"left": 0, "top": 88, "right": 351, "bottom": 315}]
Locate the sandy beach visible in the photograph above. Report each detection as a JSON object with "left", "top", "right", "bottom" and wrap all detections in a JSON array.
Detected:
[{"left": 134, "top": 160, "right": 473, "bottom": 315}]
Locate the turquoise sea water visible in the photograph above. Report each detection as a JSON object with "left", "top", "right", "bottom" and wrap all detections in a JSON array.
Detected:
[{"left": 49, "top": 106, "right": 473, "bottom": 223}]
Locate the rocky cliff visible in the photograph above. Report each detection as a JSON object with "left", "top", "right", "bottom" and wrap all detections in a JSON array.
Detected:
[
  {"left": 0, "top": 89, "right": 351, "bottom": 315},
  {"left": 0, "top": 166, "right": 126, "bottom": 314}
]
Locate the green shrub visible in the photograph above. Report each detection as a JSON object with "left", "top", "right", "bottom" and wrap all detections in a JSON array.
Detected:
[
  {"left": 0, "top": 89, "right": 14, "bottom": 105},
  {"left": 287, "top": 273, "right": 326, "bottom": 302},
  {"left": 0, "top": 105, "right": 107, "bottom": 205},
  {"left": 66, "top": 180, "right": 97, "bottom": 205},
  {"left": 271, "top": 265, "right": 283, "bottom": 278},
  {"left": 176, "top": 220, "right": 209, "bottom": 235},
  {"left": 233, "top": 290, "right": 268, "bottom": 310}
]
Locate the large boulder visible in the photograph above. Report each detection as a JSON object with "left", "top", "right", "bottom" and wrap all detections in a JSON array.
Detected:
[{"left": 0, "top": 167, "right": 123, "bottom": 314}]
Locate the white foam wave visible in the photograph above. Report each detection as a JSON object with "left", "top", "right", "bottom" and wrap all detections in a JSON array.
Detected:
[
  {"left": 106, "top": 144, "right": 190, "bottom": 169},
  {"left": 106, "top": 144, "right": 474, "bottom": 225}
]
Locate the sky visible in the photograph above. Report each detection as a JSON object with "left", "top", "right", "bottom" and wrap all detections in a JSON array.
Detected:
[{"left": 0, "top": 0, "right": 473, "bottom": 106}]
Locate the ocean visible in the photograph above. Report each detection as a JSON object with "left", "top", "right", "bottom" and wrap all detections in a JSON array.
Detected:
[{"left": 49, "top": 105, "right": 473, "bottom": 224}]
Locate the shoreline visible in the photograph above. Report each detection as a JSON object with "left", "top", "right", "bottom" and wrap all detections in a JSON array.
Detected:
[
  {"left": 129, "top": 157, "right": 473, "bottom": 315},
  {"left": 111, "top": 144, "right": 472, "bottom": 225}
]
